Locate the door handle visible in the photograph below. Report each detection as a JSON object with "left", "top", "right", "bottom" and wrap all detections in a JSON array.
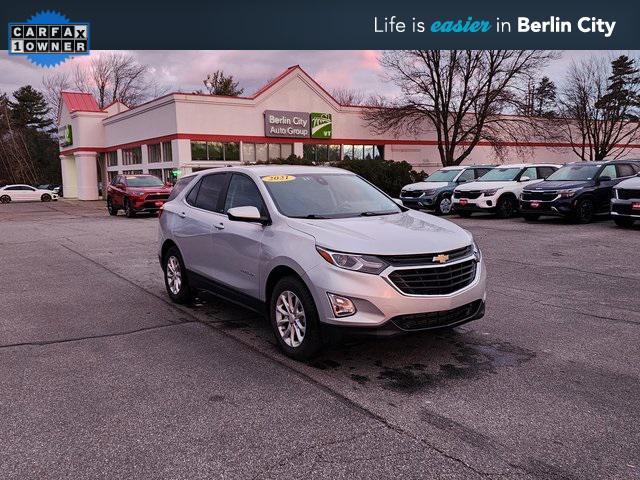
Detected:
[
  {"left": 214, "top": 222, "right": 225, "bottom": 230},
  {"left": 178, "top": 211, "right": 186, "bottom": 218}
]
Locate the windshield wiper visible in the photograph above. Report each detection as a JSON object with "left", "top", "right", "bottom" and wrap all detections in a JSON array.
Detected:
[
  {"left": 292, "top": 214, "right": 331, "bottom": 219},
  {"left": 358, "top": 211, "right": 397, "bottom": 217}
]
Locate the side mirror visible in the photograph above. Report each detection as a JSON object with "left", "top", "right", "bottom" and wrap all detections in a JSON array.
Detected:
[
  {"left": 227, "top": 206, "right": 266, "bottom": 224},
  {"left": 598, "top": 175, "right": 612, "bottom": 182},
  {"left": 519, "top": 176, "right": 531, "bottom": 182}
]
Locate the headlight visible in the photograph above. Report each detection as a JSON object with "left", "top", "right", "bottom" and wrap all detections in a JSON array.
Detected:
[
  {"left": 472, "top": 241, "right": 482, "bottom": 262},
  {"left": 558, "top": 189, "right": 579, "bottom": 198},
  {"left": 612, "top": 189, "right": 619, "bottom": 199},
  {"left": 420, "top": 189, "right": 437, "bottom": 197},
  {"left": 483, "top": 189, "right": 499, "bottom": 196},
  {"left": 132, "top": 190, "right": 145, "bottom": 196},
  {"left": 316, "top": 247, "right": 388, "bottom": 275}
]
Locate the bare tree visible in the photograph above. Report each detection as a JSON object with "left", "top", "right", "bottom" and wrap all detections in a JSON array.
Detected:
[
  {"left": 560, "top": 55, "right": 640, "bottom": 161},
  {"left": 363, "top": 50, "right": 558, "bottom": 167},
  {"left": 331, "top": 87, "right": 366, "bottom": 106},
  {"left": 42, "top": 71, "right": 72, "bottom": 121}
]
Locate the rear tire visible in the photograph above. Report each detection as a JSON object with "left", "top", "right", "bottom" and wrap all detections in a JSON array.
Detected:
[
  {"left": 41, "top": 194, "right": 51, "bottom": 202},
  {"left": 163, "top": 246, "right": 193, "bottom": 304},
  {"left": 573, "top": 198, "right": 594, "bottom": 224},
  {"left": 522, "top": 213, "right": 540, "bottom": 222},
  {"left": 614, "top": 217, "right": 634, "bottom": 228},
  {"left": 107, "top": 198, "right": 118, "bottom": 216},
  {"left": 124, "top": 198, "right": 135, "bottom": 218},
  {"left": 270, "top": 276, "right": 322, "bottom": 360},
  {"left": 0, "top": 195, "right": 10, "bottom": 204},
  {"left": 496, "top": 195, "right": 517, "bottom": 219}
]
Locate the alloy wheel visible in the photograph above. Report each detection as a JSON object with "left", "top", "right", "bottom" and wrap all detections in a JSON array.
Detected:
[
  {"left": 166, "top": 255, "right": 182, "bottom": 295},
  {"left": 439, "top": 197, "right": 452, "bottom": 214},
  {"left": 0, "top": 195, "right": 9, "bottom": 204},
  {"left": 275, "top": 290, "right": 306, "bottom": 348}
]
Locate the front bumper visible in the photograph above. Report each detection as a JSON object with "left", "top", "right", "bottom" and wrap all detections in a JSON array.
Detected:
[
  {"left": 519, "top": 196, "right": 575, "bottom": 217},
  {"left": 400, "top": 193, "right": 439, "bottom": 210},
  {"left": 452, "top": 194, "right": 499, "bottom": 212},
  {"left": 304, "top": 256, "right": 487, "bottom": 330},
  {"left": 611, "top": 198, "right": 640, "bottom": 218},
  {"left": 132, "top": 198, "right": 167, "bottom": 212}
]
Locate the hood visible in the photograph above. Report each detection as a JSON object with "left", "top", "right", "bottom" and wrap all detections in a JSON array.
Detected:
[
  {"left": 617, "top": 176, "right": 640, "bottom": 189},
  {"left": 129, "top": 186, "right": 172, "bottom": 193},
  {"left": 525, "top": 180, "right": 592, "bottom": 191},
  {"left": 286, "top": 210, "right": 473, "bottom": 255},
  {"left": 402, "top": 181, "right": 450, "bottom": 191},
  {"left": 456, "top": 180, "right": 517, "bottom": 191}
]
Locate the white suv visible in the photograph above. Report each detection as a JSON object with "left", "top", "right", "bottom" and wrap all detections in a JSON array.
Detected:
[
  {"left": 158, "top": 165, "right": 487, "bottom": 359},
  {"left": 452, "top": 164, "right": 560, "bottom": 218}
]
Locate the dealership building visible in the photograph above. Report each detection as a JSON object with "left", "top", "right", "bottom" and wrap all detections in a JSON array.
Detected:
[{"left": 58, "top": 65, "right": 599, "bottom": 200}]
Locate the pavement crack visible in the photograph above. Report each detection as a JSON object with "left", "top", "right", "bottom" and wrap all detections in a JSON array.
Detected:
[{"left": 0, "top": 322, "right": 195, "bottom": 351}]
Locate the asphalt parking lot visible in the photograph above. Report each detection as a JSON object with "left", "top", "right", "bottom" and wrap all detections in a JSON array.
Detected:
[{"left": 1, "top": 200, "right": 639, "bottom": 479}]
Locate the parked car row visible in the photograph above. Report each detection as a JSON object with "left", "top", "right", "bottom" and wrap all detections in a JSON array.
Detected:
[{"left": 402, "top": 160, "right": 640, "bottom": 228}]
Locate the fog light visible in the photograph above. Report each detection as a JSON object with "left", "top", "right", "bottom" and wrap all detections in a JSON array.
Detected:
[{"left": 327, "top": 293, "right": 357, "bottom": 318}]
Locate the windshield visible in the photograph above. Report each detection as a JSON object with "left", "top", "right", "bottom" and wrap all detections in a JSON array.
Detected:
[
  {"left": 546, "top": 165, "right": 600, "bottom": 181},
  {"left": 425, "top": 169, "right": 462, "bottom": 182},
  {"left": 261, "top": 173, "right": 402, "bottom": 219},
  {"left": 478, "top": 167, "right": 522, "bottom": 182},
  {"left": 126, "top": 175, "right": 164, "bottom": 187}
]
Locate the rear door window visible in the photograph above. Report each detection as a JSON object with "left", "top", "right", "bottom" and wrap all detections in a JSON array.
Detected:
[
  {"left": 616, "top": 164, "right": 635, "bottom": 178},
  {"left": 537, "top": 167, "right": 556, "bottom": 179},
  {"left": 474, "top": 168, "right": 491, "bottom": 178},
  {"left": 194, "top": 173, "right": 228, "bottom": 213}
]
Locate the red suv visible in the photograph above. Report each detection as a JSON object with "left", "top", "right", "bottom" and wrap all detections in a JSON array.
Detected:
[{"left": 107, "top": 174, "right": 173, "bottom": 217}]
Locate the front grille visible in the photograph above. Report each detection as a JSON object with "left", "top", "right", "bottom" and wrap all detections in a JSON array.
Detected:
[
  {"left": 388, "top": 259, "right": 477, "bottom": 295},
  {"left": 401, "top": 190, "right": 423, "bottom": 198},
  {"left": 380, "top": 245, "right": 473, "bottom": 267},
  {"left": 618, "top": 189, "right": 640, "bottom": 200},
  {"left": 612, "top": 203, "right": 639, "bottom": 215},
  {"left": 391, "top": 300, "right": 483, "bottom": 331},
  {"left": 521, "top": 191, "right": 557, "bottom": 201},
  {"left": 454, "top": 191, "right": 482, "bottom": 199},
  {"left": 146, "top": 193, "right": 170, "bottom": 201}
]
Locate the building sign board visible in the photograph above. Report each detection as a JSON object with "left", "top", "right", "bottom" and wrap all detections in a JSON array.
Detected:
[
  {"left": 310, "top": 112, "right": 332, "bottom": 139},
  {"left": 264, "top": 110, "right": 310, "bottom": 138},
  {"left": 59, "top": 124, "right": 73, "bottom": 147}
]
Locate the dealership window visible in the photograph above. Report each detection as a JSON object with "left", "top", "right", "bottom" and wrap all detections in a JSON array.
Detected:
[
  {"left": 304, "top": 144, "right": 341, "bottom": 163},
  {"left": 148, "top": 168, "right": 163, "bottom": 180},
  {"left": 342, "top": 145, "right": 384, "bottom": 161},
  {"left": 107, "top": 151, "right": 118, "bottom": 167},
  {"left": 107, "top": 171, "right": 118, "bottom": 182},
  {"left": 190, "top": 141, "right": 241, "bottom": 162},
  {"left": 122, "top": 147, "right": 142, "bottom": 165},
  {"left": 163, "top": 168, "right": 179, "bottom": 185},
  {"left": 242, "top": 143, "right": 292, "bottom": 163},
  {"left": 123, "top": 169, "right": 143, "bottom": 175},
  {"left": 329, "top": 144, "right": 340, "bottom": 162},
  {"left": 148, "top": 143, "right": 162, "bottom": 163},
  {"left": 162, "top": 142, "right": 172, "bottom": 162}
]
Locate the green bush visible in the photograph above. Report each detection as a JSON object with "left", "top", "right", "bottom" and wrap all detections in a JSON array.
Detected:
[
  {"left": 333, "top": 158, "right": 426, "bottom": 197},
  {"left": 255, "top": 155, "right": 426, "bottom": 197}
]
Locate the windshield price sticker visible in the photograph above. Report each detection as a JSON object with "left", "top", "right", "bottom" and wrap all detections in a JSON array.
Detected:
[{"left": 262, "top": 175, "right": 296, "bottom": 182}]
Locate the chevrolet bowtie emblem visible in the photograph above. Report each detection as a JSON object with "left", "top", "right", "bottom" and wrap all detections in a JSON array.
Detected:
[{"left": 433, "top": 254, "right": 449, "bottom": 264}]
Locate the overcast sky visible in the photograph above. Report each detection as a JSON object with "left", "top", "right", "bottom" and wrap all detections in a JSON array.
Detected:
[{"left": 0, "top": 50, "right": 634, "bottom": 100}]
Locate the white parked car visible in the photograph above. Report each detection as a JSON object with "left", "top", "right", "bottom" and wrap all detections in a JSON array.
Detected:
[
  {"left": 0, "top": 184, "right": 59, "bottom": 203},
  {"left": 452, "top": 164, "right": 561, "bottom": 218}
]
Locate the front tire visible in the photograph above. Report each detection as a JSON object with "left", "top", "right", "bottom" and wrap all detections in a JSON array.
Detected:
[
  {"left": 573, "top": 198, "right": 594, "bottom": 224},
  {"left": 614, "top": 217, "right": 635, "bottom": 228},
  {"left": 163, "top": 246, "right": 193, "bottom": 304},
  {"left": 270, "top": 276, "right": 322, "bottom": 360},
  {"left": 0, "top": 195, "right": 10, "bottom": 204},
  {"left": 496, "top": 195, "right": 517, "bottom": 219},
  {"left": 41, "top": 193, "right": 51, "bottom": 202},
  {"left": 124, "top": 199, "right": 136, "bottom": 218},
  {"left": 107, "top": 197, "right": 118, "bottom": 216},
  {"left": 435, "top": 195, "right": 453, "bottom": 215}
]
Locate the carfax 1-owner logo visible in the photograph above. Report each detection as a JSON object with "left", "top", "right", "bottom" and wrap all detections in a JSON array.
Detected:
[{"left": 8, "top": 10, "right": 90, "bottom": 67}]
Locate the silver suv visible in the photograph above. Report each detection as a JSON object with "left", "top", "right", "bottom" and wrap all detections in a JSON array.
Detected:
[{"left": 158, "top": 166, "right": 487, "bottom": 359}]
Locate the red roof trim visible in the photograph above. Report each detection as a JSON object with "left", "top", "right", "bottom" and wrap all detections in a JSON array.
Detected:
[
  {"left": 58, "top": 133, "right": 640, "bottom": 156},
  {"left": 60, "top": 91, "right": 103, "bottom": 113}
]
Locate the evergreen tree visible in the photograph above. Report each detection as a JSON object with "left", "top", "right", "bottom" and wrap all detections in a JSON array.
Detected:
[
  {"left": 10, "top": 86, "right": 53, "bottom": 130},
  {"left": 596, "top": 55, "right": 640, "bottom": 118},
  {"left": 534, "top": 76, "right": 557, "bottom": 117}
]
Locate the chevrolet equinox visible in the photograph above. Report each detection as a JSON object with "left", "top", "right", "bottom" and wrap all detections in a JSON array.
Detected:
[{"left": 158, "top": 166, "right": 487, "bottom": 359}]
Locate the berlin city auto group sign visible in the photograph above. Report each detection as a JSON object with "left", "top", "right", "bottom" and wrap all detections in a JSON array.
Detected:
[{"left": 264, "top": 110, "right": 332, "bottom": 139}]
